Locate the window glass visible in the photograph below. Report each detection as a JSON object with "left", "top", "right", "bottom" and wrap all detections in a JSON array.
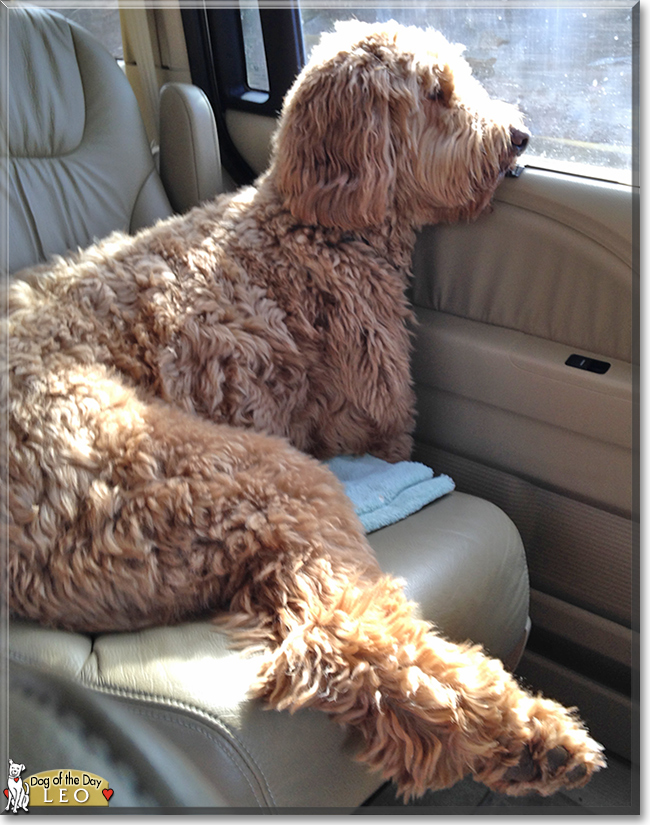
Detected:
[
  {"left": 241, "top": 4, "right": 270, "bottom": 93},
  {"left": 45, "top": 3, "right": 124, "bottom": 62},
  {"left": 299, "top": 4, "right": 634, "bottom": 184}
]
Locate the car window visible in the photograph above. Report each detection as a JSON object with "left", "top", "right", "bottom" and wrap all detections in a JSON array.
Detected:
[
  {"left": 298, "top": 4, "right": 635, "bottom": 185},
  {"left": 44, "top": 3, "right": 124, "bottom": 63},
  {"left": 241, "top": 4, "right": 271, "bottom": 94}
]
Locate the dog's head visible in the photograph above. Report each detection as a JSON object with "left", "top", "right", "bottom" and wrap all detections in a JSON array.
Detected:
[
  {"left": 8, "top": 760, "right": 24, "bottom": 779},
  {"left": 272, "top": 20, "right": 529, "bottom": 230}
]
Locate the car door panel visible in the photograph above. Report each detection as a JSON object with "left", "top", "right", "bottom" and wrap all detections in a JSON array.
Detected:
[
  {"left": 407, "top": 167, "right": 635, "bottom": 758},
  {"left": 412, "top": 311, "right": 632, "bottom": 515},
  {"left": 412, "top": 170, "right": 633, "bottom": 362},
  {"left": 224, "top": 109, "right": 276, "bottom": 174}
]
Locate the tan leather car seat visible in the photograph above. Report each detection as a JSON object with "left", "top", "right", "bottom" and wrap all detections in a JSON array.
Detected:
[{"left": 4, "top": 6, "right": 530, "bottom": 810}]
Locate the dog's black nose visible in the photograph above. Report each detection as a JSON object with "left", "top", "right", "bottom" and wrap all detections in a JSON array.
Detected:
[{"left": 510, "top": 126, "right": 530, "bottom": 154}]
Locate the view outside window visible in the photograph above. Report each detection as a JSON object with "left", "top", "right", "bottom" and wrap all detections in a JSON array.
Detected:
[
  {"left": 300, "top": 5, "right": 635, "bottom": 184},
  {"left": 44, "top": 2, "right": 635, "bottom": 185},
  {"left": 46, "top": 4, "right": 124, "bottom": 62},
  {"left": 241, "top": 5, "right": 271, "bottom": 93}
]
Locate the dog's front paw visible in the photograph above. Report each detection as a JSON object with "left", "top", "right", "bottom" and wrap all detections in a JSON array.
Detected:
[
  {"left": 477, "top": 695, "right": 606, "bottom": 797},
  {"left": 498, "top": 736, "right": 605, "bottom": 796}
]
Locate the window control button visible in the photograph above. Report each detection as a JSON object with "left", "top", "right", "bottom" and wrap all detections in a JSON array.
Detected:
[{"left": 565, "top": 354, "right": 611, "bottom": 374}]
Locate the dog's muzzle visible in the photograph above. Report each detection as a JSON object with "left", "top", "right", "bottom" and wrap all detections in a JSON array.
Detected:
[{"left": 510, "top": 127, "right": 530, "bottom": 155}]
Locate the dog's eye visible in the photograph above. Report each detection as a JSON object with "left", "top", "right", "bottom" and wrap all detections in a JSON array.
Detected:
[{"left": 427, "top": 88, "right": 446, "bottom": 103}]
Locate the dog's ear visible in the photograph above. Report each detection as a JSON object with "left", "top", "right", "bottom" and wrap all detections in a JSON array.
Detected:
[{"left": 272, "top": 55, "right": 397, "bottom": 230}]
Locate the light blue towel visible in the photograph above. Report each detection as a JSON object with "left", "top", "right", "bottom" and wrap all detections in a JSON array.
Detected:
[{"left": 325, "top": 454, "right": 455, "bottom": 533}]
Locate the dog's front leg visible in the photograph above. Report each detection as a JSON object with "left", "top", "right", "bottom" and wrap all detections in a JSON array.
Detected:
[{"left": 249, "top": 570, "right": 605, "bottom": 800}]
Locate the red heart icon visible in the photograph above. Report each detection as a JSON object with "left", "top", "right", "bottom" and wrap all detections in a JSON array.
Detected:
[
  {"left": 3, "top": 789, "right": 8, "bottom": 799},
  {"left": 102, "top": 788, "right": 114, "bottom": 801}
]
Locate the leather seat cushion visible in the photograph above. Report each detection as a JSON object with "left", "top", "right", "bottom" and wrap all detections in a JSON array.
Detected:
[
  {"left": 8, "top": 491, "right": 528, "bottom": 809},
  {"left": 159, "top": 82, "right": 225, "bottom": 214}
]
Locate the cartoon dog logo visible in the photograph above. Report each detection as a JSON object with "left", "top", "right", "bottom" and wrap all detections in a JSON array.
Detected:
[{"left": 4, "top": 759, "right": 29, "bottom": 814}]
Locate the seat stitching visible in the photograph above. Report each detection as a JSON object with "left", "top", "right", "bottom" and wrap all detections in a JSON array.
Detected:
[
  {"left": 8, "top": 649, "right": 278, "bottom": 806},
  {"left": 130, "top": 168, "right": 169, "bottom": 233},
  {"left": 74, "top": 677, "right": 279, "bottom": 808},
  {"left": 126, "top": 705, "right": 269, "bottom": 806}
]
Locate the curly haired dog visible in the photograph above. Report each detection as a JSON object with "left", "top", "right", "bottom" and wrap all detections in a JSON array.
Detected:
[{"left": 4, "top": 21, "right": 605, "bottom": 800}]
